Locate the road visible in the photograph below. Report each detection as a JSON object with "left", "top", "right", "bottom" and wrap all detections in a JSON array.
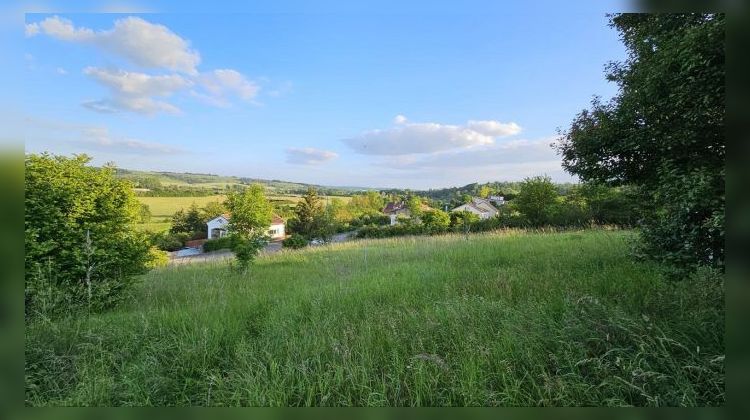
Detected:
[{"left": 169, "top": 231, "right": 355, "bottom": 265}]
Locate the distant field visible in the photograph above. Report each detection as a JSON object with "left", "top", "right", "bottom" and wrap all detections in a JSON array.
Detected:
[
  {"left": 26, "top": 229, "right": 724, "bottom": 406},
  {"left": 137, "top": 194, "right": 352, "bottom": 222},
  {"left": 137, "top": 196, "right": 227, "bottom": 221},
  {"left": 133, "top": 222, "right": 171, "bottom": 233}
]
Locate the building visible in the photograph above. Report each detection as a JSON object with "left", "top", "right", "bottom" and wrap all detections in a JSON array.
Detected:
[
  {"left": 382, "top": 201, "right": 434, "bottom": 225},
  {"left": 382, "top": 202, "right": 409, "bottom": 225},
  {"left": 488, "top": 195, "right": 506, "bottom": 206},
  {"left": 451, "top": 197, "right": 499, "bottom": 220},
  {"left": 206, "top": 214, "right": 286, "bottom": 240}
]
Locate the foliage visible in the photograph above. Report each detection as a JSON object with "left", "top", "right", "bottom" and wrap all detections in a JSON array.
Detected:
[
  {"left": 225, "top": 184, "right": 273, "bottom": 271},
  {"left": 230, "top": 235, "right": 267, "bottom": 272},
  {"left": 137, "top": 204, "right": 152, "bottom": 223},
  {"left": 478, "top": 185, "right": 492, "bottom": 198},
  {"left": 145, "top": 246, "right": 170, "bottom": 269},
  {"left": 556, "top": 13, "right": 724, "bottom": 271},
  {"left": 25, "top": 153, "right": 150, "bottom": 317},
  {"left": 289, "top": 188, "right": 338, "bottom": 241},
  {"left": 201, "top": 200, "right": 226, "bottom": 221},
  {"left": 150, "top": 231, "right": 190, "bottom": 252},
  {"left": 25, "top": 230, "right": 724, "bottom": 406},
  {"left": 450, "top": 210, "right": 480, "bottom": 228},
  {"left": 406, "top": 195, "right": 423, "bottom": 218},
  {"left": 202, "top": 236, "right": 232, "bottom": 252},
  {"left": 170, "top": 204, "right": 207, "bottom": 238},
  {"left": 282, "top": 234, "right": 309, "bottom": 249},
  {"left": 421, "top": 209, "right": 451, "bottom": 231},
  {"left": 347, "top": 191, "right": 385, "bottom": 217},
  {"left": 512, "top": 176, "right": 559, "bottom": 226}
]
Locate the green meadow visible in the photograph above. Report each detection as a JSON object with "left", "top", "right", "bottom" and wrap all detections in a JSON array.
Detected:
[{"left": 25, "top": 229, "right": 724, "bottom": 406}]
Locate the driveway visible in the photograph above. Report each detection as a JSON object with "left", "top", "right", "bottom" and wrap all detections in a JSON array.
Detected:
[{"left": 168, "top": 232, "right": 355, "bottom": 265}]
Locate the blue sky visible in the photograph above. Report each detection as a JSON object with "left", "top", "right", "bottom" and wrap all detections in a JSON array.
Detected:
[{"left": 19, "top": 1, "right": 629, "bottom": 189}]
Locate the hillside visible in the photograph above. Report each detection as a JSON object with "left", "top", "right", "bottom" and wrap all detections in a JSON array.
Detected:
[
  {"left": 25, "top": 229, "right": 724, "bottom": 406},
  {"left": 115, "top": 168, "right": 377, "bottom": 196}
]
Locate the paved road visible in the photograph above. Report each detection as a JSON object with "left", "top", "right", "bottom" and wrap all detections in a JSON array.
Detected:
[{"left": 169, "top": 231, "right": 355, "bottom": 265}]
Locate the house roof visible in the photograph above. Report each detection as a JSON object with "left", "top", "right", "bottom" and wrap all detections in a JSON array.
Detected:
[
  {"left": 383, "top": 202, "right": 407, "bottom": 214},
  {"left": 452, "top": 197, "right": 499, "bottom": 214}
]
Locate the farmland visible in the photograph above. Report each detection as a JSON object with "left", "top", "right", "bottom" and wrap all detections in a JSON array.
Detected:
[
  {"left": 25, "top": 229, "right": 724, "bottom": 406},
  {"left": 136, "top": 194, "right": 352, "bottom": 230}
]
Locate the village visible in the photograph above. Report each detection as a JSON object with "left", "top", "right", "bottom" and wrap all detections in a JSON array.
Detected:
[{"left": 170, "top": 193, "right": 508, "bottom": 261}]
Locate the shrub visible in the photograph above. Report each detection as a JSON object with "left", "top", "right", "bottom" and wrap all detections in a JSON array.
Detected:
[
  {"left": 25, "top": 153, "right": 150, "bottom": 317},
  {"left": 203, "top": 236, "right": 232, "bottom": 252},
  {"left": 151, "top": 232, "right": 190, "bottom": 252},
  {"left": 282, "top": 234, "right": 308, "bottom": 249},
  {"left": 145, "top": 246, "right": 170, "bottom": 269}
]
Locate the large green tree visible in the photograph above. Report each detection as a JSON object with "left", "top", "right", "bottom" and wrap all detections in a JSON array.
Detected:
[
  {"left": 556, "top": 13, "right": 724, "bottom": 270},
  {"left": 25, "top": 154, "right": 150, "bottom": 316},
  {"left": 290, "top": 187, "right": 337, "bottom": 241},
  {"left": 224, "top": 184, "right": 273, "bottom": 271},
  {"left": 513, "top": 176, "right": 559, "bottom": 226}
]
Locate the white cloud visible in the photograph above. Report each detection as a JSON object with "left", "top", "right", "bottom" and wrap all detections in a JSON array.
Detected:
[
  {"left": 26, "top": 15, "right": 200, "bottom": 74},
  {"left": 192, "top": 69, "right": 260, "bottom": 107},
  {"left": 24, "top": 117, "right": 183, "bottom": 156},
  {"left": 376, "top": 137, "right": 559, "bottom": 169},
  {"left": 76, "top": 126, "right": 184, "bottom": 155},
  {"left": 343, "top": 116, "right": 520, "bottom": 156},
  {"left": 56, "top": 67, "right": 67, "bottom": 75},
  {"left": 467, "top": 120, "right": 521, "bottom": 136},
  {"left": 25, "top": 22, "right": 40, "bottom": 37},
  {"left": 285, "top": 147, "right": 339, "bottom": 165},
  {"left": 83, "top": 67, "right": 191, "bottom": 115}
]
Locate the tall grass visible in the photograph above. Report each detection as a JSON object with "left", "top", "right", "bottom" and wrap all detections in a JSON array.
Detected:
[{"left": 25, "top": 229, "right": 724, "bottom": 406}]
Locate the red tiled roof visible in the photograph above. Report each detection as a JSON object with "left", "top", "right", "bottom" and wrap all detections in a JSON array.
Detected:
[{"left": 383, "top": 202, "right": 406, "bottom": 214}]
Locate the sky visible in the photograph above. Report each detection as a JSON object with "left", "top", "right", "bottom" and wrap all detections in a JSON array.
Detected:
[{"left": 17, "top": 1, "right": 630, "bottom": 189}]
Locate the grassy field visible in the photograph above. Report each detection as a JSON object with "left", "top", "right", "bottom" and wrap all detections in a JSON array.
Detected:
[
  {"left": 25, "top": 229, "right": 724, "bottom": 406},
  {"left": 136, "top": 194, "right": 351, "bottom": 225},
  {"left": 136, "top": 195, "right": 227, "bottom": 222}
]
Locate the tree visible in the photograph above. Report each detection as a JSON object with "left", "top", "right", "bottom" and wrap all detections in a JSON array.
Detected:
[
  {"left": 348, "top": 191, "right": 384, "bottom": 217},
  {"left": 450, "top": 210, "right": 480, "bottom": 228},
  {"left": 291, "top": 187, "right": 324, "bottom": 238},
  {"left": 478, "top": 185, "right": 492, "bottom": 198},
  {"left": 556, "top": 13, "right": 724, "bottom": 271},
  {"left": 421, "top": 209, "right": 451, "bottom": 231},
  {"left": 513, "top": 176, "right": 559, "bottom": 226},
  {"left": 406, "top": 195, "right": 423, "bottom": 219},
  {"left": 224, "top": 184, "right": 273, "bottom": 271},
  {"left": 25, "top": 153, "right": 151, "bottom": 317},
  {"left": 170, "top": 203, "right": 206, "bottom": 238},
  {"left": 137, "top": 203, "right": 152, "bottom": 223},
  {"left": 201, "top": 200, "right": 226, "bottom": 221}
]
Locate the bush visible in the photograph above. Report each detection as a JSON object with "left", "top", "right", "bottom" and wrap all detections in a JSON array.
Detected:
[
  {"left": 145, "top": 246, "right": 170, "bottom": 269},
  {"left": 421, "top": 209, "right": 451, "bottom": 232},
  {"left": 282, "top": 234, "right": 308, "bottom": 249},
  {"left": 151, "top": 232, "right": 190, "bottom": 252},
  {"left": 25, "top": 154, "right": 151, "bottom": 317},
  {"left": 203, "top": 236, "right": 232, "bottom": 252}
]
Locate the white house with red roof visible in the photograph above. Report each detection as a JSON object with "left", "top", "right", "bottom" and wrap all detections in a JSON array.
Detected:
[{"left": 206, "top": 214, "right": 286, "bottom": 240}]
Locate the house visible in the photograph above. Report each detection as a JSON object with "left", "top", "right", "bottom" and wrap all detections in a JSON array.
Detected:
[
  {"left": 206, "top": 214, "right": 286, "bottom": 240},
  {"left": 488, "top": 195, "right": 506, "bottom": 206},
  {"left": 382, "top": 201, "right": 433, "bottom": 225},
  {"left": 382, "top": 202, "right": 409, "bottom": 225},
  {"left": 452, "top": 197, "right": 499, "bottom": 220}
]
